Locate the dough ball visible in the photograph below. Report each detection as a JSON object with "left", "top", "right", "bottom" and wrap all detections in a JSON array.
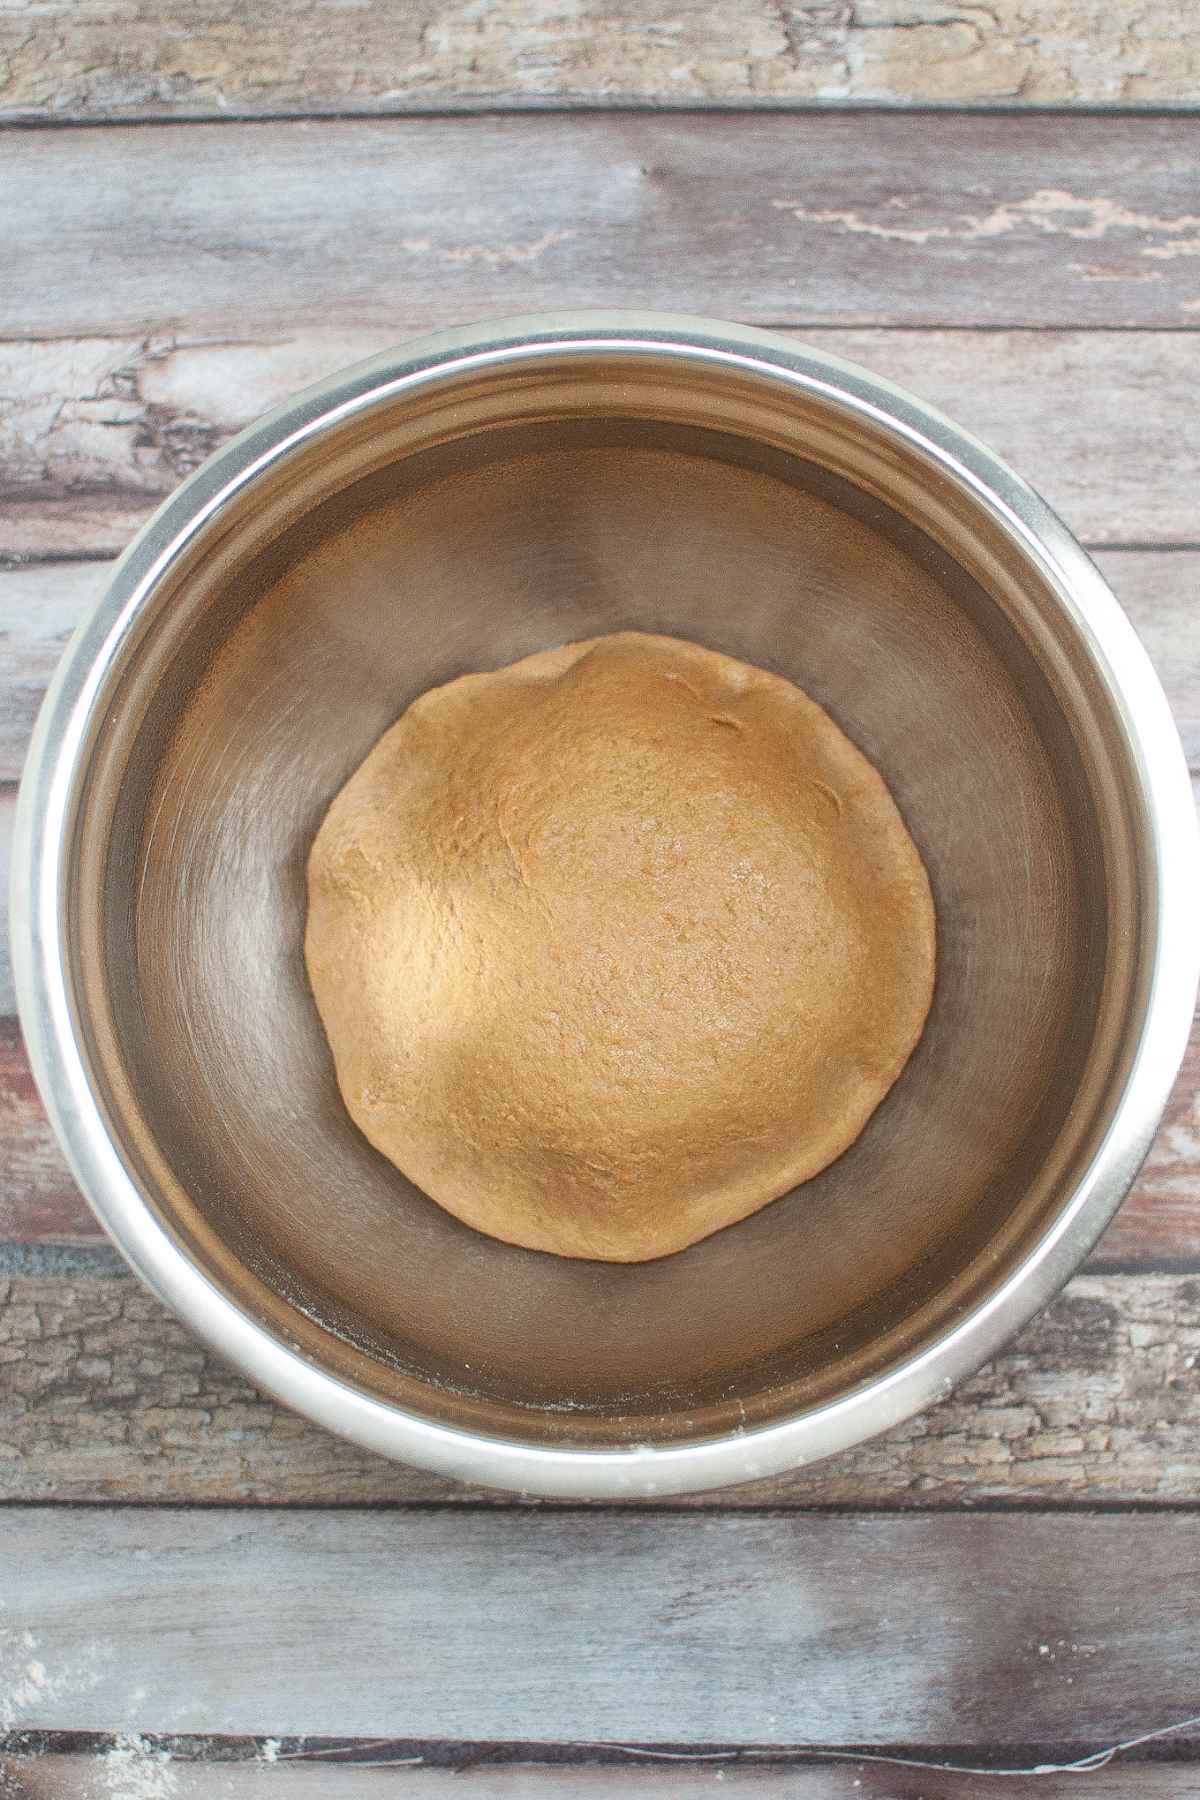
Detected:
[{"left": 305, "top": 631, "right": 935, "bottom": 1261}]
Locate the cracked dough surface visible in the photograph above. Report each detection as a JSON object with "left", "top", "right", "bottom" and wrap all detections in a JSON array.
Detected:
[{"left": 305, "top": 631, "right": 935, "bottom": 1261}]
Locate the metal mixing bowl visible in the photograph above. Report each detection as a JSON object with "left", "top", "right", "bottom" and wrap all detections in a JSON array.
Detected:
[{"left": 13, "top": 313, "right": 1198, "bottom": 1497}]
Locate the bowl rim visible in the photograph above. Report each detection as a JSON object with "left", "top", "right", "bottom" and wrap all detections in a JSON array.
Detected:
[{"left": 12, "top": 310, "right": 1199, "bottom": 1498}]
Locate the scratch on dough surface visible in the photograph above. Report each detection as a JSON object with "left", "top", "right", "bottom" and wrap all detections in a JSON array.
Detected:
[
  {"left": 399, "top": 227, "right": 575, "bottom": 267},
  {"left": 496, "top": 808, "right": 532, "bottom": 890},
  {"left": 808, "top": 777, "right": 844, "bottom": 820},
  {"left": 496, "top": 803, "right": 554, "bottom": 925},
  {"left": 662, "top": 671, "right": 705, "bottom": 704},
  {"left": 771, "top": 188, "right": 1200, "bottom": 264}
]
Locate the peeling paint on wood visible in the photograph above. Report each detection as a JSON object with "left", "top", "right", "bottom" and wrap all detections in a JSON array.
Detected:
[
  {"left": 5, "top": 117, "right": 1200, "bottom": 337},
  {"left": 1, "top": 0, "right": 1197, "bottom": 119},
  {"left": 2, "top": 1269, "right": 1199, "bottom": 1505},
  {"left": 4, "top": 330, "right": 1200, "bottom": 558}
]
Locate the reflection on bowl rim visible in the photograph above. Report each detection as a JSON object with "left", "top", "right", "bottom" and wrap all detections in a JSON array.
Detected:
[{"left": 12, "top": 312, "right": 1199, "bottom": 1498}]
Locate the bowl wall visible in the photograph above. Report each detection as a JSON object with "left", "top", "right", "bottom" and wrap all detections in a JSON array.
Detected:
[{"left": 19, "top": 317, "right": 1197, "bottom": 1491}]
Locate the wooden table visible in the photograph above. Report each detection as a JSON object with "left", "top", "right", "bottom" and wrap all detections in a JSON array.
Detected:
[{"left": 2, "top": 6, "right": 1199, "bottom": 1794}]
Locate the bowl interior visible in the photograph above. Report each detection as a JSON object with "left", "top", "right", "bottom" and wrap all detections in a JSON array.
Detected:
[{"left": 72, "top": 351, "right": 1139, "bottom": 1448}]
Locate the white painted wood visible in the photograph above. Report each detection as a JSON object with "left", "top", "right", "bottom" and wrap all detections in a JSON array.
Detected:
[
  {"left": 0, "top": 789, "right": 12, "bottom": 1015},
  {"left": 4, "top": 332, "right": 1200, "bottom": 559},
  {"left": 0, "top": 561, "right": 108, "bottom": 782},
  {"left": 3, "top": 1268, "right": 1200, "bottom": 1505},
  {"left": 2, "top": 1509, "right": 1198, "bottom": 1742},
  {"left": 5, "top": 117, "right": 1200, "bottom": 337},
  {"left": 3, "top": 0, "right": 1197, "bottom": 118}
]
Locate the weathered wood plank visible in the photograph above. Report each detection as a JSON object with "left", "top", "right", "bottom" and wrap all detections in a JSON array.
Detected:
[
  {"left": 1105, "top": 999, "right": 1200, "bottom": 1266},
  {"left": 4, "top": 550, "right": 1194, "bottom": 785},
  {"left": 1, "top": 0, "right": 1196, "bottom": 118},
  {"left": 0, "top": 1023, "right": 87, "bottom": 1246},
  {"left": 2, "top": 1268, "right": 1198, "bottom": 1505},
  {"left": 6, "top": 117, "right": 1200, "bottom": 337},
  {"left": 0, "top": 565, "right": 99, "bottom": 784},
  {"left": 0, "top": 501, "right": 152, "bottom": 565},
  {"left": 4, "top": 1750, "right": 1197, "bottom": 1799},
  {"left": 3, "top": 1506, "right": 1199, "bottom": 1740},
  {"left": 1116, "top": 551, "right": 1200, "bottom": 772},
  {"left": 5, "top": 330, "right": 1200, "bottom": 562},
  {"left": 0, "top": 789, "right": 11, "bottom": 1016}
]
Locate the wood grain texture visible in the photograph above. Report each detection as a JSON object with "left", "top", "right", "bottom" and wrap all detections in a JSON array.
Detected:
[
  {"left": 1, "top": 0, "right": 1196, "bottom": 117},
  {"left": 5, "top": 117, "right": 1200, "bottom": 338},
  {"left": 2, "top": 1268, "right": 1199, "bottom": 1505},
  {"left": 3, "top": 1506, "right": 1199, "bottom": 1740},
  {"left": 1117, "top": 1001, "right": 1200, "bottom": 1266},
  {"left": 5, "top": 331, "right": 1200, "bottom": 563},
  {"left": 0, "top": 1024, "right": 86, "bottom": 1247},
  {"left": 0, "top": 565, "right": 99, "bottom": 784},
  {"left": 0, "top": 789, "right": 11, "bottom": 1015},
  {"left": 4, "top": 1752, "right": 1198, "bottom": 1799}
]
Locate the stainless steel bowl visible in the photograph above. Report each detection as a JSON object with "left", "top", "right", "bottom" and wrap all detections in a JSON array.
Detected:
[{"left": 13, "top": 313, "right": 1198, "bottom": 1497}]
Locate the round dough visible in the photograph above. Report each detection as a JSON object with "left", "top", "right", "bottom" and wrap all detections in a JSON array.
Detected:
[{"left": 305, "top": 631, "right": 935, "bottom": 1262}]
